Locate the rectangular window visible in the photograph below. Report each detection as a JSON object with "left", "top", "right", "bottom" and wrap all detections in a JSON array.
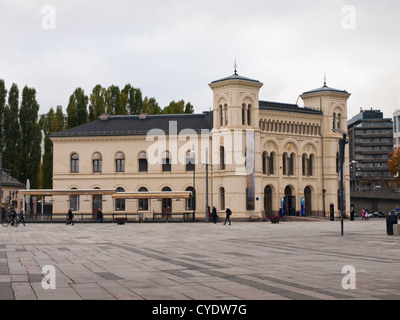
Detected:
[
  {"left": 162, "top": 157, "right": 171, "bottom": 172},
  {"left": 71, "top": 159, "right": 79, "bottom": 173},
  {"left": 116, "top": 159, "right": 125, "bottom": 172},
  {"left": 115, "top": 199, "right": 125, "bottom": 211},
  {"left": 93, "top": 160, "right": 102, "bottom": 173},
  {"left": 70, "top": 195, "right": 79, "bottom": 211},
  {"left": 138, "top": 199, "right": 148, "bottom": 211},
  {"left": 139, "top": 159, "right": 148, "bottom": 172}
]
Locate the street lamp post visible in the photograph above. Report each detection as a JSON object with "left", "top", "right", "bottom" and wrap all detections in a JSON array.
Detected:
[
  {"left": 334, "top": 129, "right": 349, "bottom": 236},
  {"left": 190, "top": 146, "right": 196, "bottom": 222}
]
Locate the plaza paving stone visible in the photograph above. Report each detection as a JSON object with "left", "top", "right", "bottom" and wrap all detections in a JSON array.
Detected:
[{"left": 0, "top": 219, "right": 399, "bottom": 300}]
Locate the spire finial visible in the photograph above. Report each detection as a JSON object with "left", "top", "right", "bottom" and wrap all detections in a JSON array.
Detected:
[
  {"left": 234, "top": 59, "right": 238, "bottom": 76},
  {"left": 323, "top": 72, "right": 327, "bottom": 87}
]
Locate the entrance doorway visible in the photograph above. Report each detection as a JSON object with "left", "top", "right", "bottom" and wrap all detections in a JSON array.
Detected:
[
  {"left": 162, "top": 187, "right": 172, "bottom": 216},
  {"left": 304, "top": 186, "right": 312, "bottom": 216},
  {"left": 284, "top": 186, "right": 296, "bottom": 216},
  {"left": 264, "top": 186, "right": 273, "bottom": 217},
  {"left": 92, "top": 195, "right": 102, "bottom": 220}
]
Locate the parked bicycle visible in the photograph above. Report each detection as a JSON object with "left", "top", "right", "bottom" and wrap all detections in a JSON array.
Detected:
[{"left": 1, "top": 208, "right": 20, "bottom": 227}]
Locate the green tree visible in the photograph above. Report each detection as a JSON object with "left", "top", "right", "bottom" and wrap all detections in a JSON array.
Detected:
[
  {"left": 142, "top": 97, "right": 162, "bottom": 115},
  {"left": 39, "top": 108, "right": 55, "bottom": 189},
  {"left": 2, "top": 83, "right": 21, "bottom": 179},
  {"left": 0, "top": 79, "right": 7, "bottom": 152},
  {"left": 19, "top": 86, "right": 42, "bottom": 188},
  {"left": 122, "top": 84, "right": 142, "bottom": 115},
  {"left": 67, "top": 88, "right": 88, "bottom": 128},
  {"left": 53, "top": 106, "right": 65, "bottom": 132},
  {"left": 105, "top": 85, "right": 124, "bottom": 115},
  {"left": 162, "top": 100, "right": 194, "bottom": 114},
  {"left": 162, "top": 100, "right": 185, "bottom": 114},
  {"left": 184, "top": 101, "right": 194, "bottom": 114},
  {"left": 89, "top": 84, "right": 106, "bottom": 121}
]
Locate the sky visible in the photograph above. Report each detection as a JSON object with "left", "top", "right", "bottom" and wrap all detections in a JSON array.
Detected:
[{"left": 1, "top": 0, "right": 400, "bottom": 120}]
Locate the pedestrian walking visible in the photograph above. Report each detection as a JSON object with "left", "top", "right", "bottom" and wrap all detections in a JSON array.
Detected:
[
  {"left": 361, "top": 208, "right": 365, "bottom": 221},
  {"left": 212, "top": 206, "right": 217, "bottom": 224},
  {"left": 9, "top": 207, "right": 17, "bottom": 226},
  {"left": 19, "top": 209, "right": 26, "bottom": 226},
  {"left": 67, "top": 209, "right": 74, "bottom": 225},
  {"left": 224, "top": 207, "right": 232, "bottom": 225},
  {"left": 97, "top": 208, "right": 103, "bottom": 223}
]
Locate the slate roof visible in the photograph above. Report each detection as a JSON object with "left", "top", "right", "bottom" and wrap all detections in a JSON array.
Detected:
[
  {"left": 259, "top": 101, "right": 323, "bottom": 115},
  {"left": 302, "top": 84, "right": 349, "bottom": 95},
  {"left": 50, "top": 111, "right": 214, "bottom": 138},
  {"left": 210, "top": 73, "right": 261, "bottom": 84},
  {"left": 1, "top": 171, "right": 25, "bottom": 188}
]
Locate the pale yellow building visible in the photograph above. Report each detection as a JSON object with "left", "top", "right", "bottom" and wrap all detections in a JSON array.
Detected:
[
  {"left": 50, "top": 71, "right": 351, "bottom": 221},
  {"left": 1, "top": 170, "right": 25, "bottom": 211}
]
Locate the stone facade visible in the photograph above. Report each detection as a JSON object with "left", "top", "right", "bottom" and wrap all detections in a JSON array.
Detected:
[{"left": 50, "top": 72, "right": 351, "bottom": 221}]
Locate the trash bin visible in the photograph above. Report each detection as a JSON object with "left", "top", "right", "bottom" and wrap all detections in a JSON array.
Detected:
[
  {"left": 386, "top": 213, "right": 398, "bottom": 236},
  {"left": 350, "top": 211, "right": 355, "bottom": 221}
]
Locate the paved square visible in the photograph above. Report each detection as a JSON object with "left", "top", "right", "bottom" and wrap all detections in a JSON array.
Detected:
[{"left": 0, "top": 219, "right": 399, "bottom": 300}]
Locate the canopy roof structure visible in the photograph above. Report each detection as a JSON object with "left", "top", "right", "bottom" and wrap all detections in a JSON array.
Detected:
[
  {"left": 19, "top": 189, "right": 116, "bottom": 196},
  {"left": 112, "top": 191, "right": 192, "bottom": 200},
  {"left": 19, "top": 189, "right": 192, "bottom": 199}
]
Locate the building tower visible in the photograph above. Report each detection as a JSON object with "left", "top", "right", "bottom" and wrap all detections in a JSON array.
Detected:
[{"left": 300, "top": 81, "right": 351, "bottom": 216}]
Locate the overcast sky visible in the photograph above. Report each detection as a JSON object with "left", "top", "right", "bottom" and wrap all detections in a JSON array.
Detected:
[{"left": 1, "top": 0, "right": 400, "bottom": 120}]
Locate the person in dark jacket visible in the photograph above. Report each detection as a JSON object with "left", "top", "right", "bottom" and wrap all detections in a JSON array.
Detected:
[
  {"left": 67, "top": 209, "right": 74, "bottom": 225},
  {"left": 212, "top": 206, "right": 217, "bottom": 224},
  {"left": 97, "top": 208, "right": 103, "bottom": 223},
  {"left": 224, "top": 207, "right": 232, "bottom": 225},
  {"left": 19, "top": 209, "right": 26, "bottom": 226}
]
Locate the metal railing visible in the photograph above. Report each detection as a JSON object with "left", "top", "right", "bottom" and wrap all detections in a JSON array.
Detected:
[{"left": 20, "top": 212, "right": 195, "bottom": 223}]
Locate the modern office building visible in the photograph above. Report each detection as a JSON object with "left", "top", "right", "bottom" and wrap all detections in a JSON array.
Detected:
[
  {"left": 348, "top": 108, "right": 397, "bottom": 213},
  {"left": 393, "top": 109, "right": 400, "bottom": 148},
  {"left": 50, "top": 71, "right": 351, "bottom": 221}
]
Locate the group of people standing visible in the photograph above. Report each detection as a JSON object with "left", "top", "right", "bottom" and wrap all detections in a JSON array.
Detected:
[
  {"left": 66, "top": 208, "right": 103, "bottom": 225},
  {"left": 361, "top": 208, "right": 370, "bottom": 221},
  {"left": 210, "top": 206, "right": 232, "bottom": 225}
]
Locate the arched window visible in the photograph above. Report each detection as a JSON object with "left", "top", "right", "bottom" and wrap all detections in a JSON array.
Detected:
[
  {"left": 242, "top": 104, "right": 246, "bottom": 126},
  {"left": 220, "top": 146, "right": 225, "bottom": 170},
  {"left": 70, "top": 153, "right": 79, "bottom": 173},
  {"left": 220, "top": 187, "right": 225, "bottom": 210},
  {"left": 262, "top": 152, "right": 267, "bottom": 175},
  {"left": 162, "top": 151, "right": 171, "bottom": 172},
  {"left": 308, "top": 154, "right": 314, "bottom": 176},
  {"left": 302, "top": 154, "right": 307, "bottom": 176},
  {"left": 139, "top": 152, "right": 148, "bottom": 172},
  {"left": 282, "top": 153, "right": 287, "bottom": 176},
  {"left": 247, "top": 105, "right": 251, "bottom": 126},
  {"left": 219, "top": 105, "right": 223, "bottom": 127},
  {"left": 93, "top": 152, "right": 102, "bottom": 173},
  {"left": 269, "top": 152, "right": 275, "bottom": 175},
  {"left": 116, "top": 152, "right": 125, "bottom": 172},
  {"left": 289, "top": 153, "right": 295, "bottom": 176},
  {"left": 333, "top": 113, "right": 337, "bottom": 130},
  {"left": 337, "top": 113, "right": 341, "bottom": 130},
  {"left": 138, "top": 187, "right": 148, "bottom": 211},
  {"left": 224, "top": 104, "right": 228, "bottom": 126},
  {"left": 115, "top": 187, "right": 125, "bottom": 211}
]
